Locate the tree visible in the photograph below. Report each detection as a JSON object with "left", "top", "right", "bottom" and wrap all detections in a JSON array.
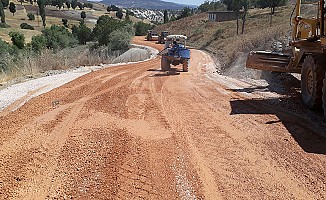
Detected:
[
  {"left": 9, "top": 2, "right": 16, "bottom": 16},
  {"left": 240, "top": 0, "right": 249, "bottom": 34},
  {"left": 222, "top": 0, "right": 244, "bottom": 35},
  {"left": 180, "top": 7, "right": 192, "bottom": 18},
  {"left": 62, "top": 18, "right": 68, "bottom": 27},
  {"left": 77, "top": 1, "right": 83, "bottom": 10},
  {"left": 72, "top": 22, "right": 91, "bottom": 44},
  {"left": 71, "top": 0, "right": 77, "bottom": 10},
  {"left": 18, "top": 0, "right": 23, "bottom": 5},
  {"left": 0, "top": 1, "right": 5, "bottom": 24},
  {"left": 29, "top": 0, "right": 33, "bottom": 4},
  {"left": 133, "top": 21, "right": 152, "bottom": 36},
  {"left": 163, "top": 10, "right": 168, "bottom": 23},
  {"left": 31, "top": 35, "right": 46, "bottom": 52},
  {"left": 255, "top": 0, "right": 287, "bottom": 26},
  {"left": 170, "top": 15, "right": 176, "bottom": 22},
  {"left": 83, "top": 2, "right": 92, "bottom": 9},
  {"left": 37, "top": 0, "right": 46, "bottom": 28},
  {"left": 27, "top": 13, "right": 35, "bottom": 20},
  {"left": 41, "top": 25, "right": 77, "bottom": 50},
  {"left": 116, "top": 9, "right": 123, "bottom": 19},
  {"left": 92, "top": 15, "right": 126, "bottom": 46},
  {"left": 198, "top": 1, "right": 227, "bottom": 12},
  {"left": 106, "top": 5, "right": 111, "bottom": 13},
  {"left": 9, "top": 31, "right": 25, "bottom": 48},
  {"left": 65, "top": 0, "right": 70, "bottom": 9},
  {"left": 125, "top": 9, "right": 131, "bottom": 21},
  {"left": 110, "top": 4, "right": 118, "bottom": 11},
  {"left": 108, "top": 25, "right": 132, "bottom": 51},
  {"left": 80, "top": 10, "right": 86, "bottom": 22},
  {"left": 1, "top": 0, "right": 8, "bottom": 7},
  {"left": 51, "top": 0, "right": 64, "bottom": 10}
]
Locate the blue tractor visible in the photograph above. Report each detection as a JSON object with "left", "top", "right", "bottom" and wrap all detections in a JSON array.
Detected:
[{"left": 159, "top": 35, "right": 190, "bottom": 72}]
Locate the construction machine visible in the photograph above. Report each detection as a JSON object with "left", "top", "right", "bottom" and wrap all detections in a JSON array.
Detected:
[
  {"left": 158, "top": 31, "right": 169, "bottom": 44},
  {"left": 146, "top": 30, "right": 159, "bottom": 41},
  {"left": 159, "top": 35, "right": 190, "bottom": 72},
  {"left": 246, "top": 0, "right": 326, "bottom": 119}
]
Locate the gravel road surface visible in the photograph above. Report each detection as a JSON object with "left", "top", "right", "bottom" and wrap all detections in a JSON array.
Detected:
[{"left": 0, "top": 37, "right": 325, "bottom": 199}]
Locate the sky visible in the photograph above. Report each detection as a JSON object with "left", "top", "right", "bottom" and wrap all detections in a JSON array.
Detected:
[{"left": 164, "top": 0, "right": 204, "bottom": 6}]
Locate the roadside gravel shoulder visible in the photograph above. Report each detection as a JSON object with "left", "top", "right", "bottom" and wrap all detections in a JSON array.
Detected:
[{"left": 0, "top": 44, "right": 159, "bottom": 112}]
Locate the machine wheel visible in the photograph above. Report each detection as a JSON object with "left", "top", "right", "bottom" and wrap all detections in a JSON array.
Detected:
[
  {"left": 183, "top": 60, "right": 189, "bottom": 72},
  {"left": 161, "top": 57, "right": 170, "bottom": 71},
  {"left": 301, "top": 55, "right": 326, "bottom": 109},
  {"left": 323, "top": 72, "right": 326, "bottom": 120}
]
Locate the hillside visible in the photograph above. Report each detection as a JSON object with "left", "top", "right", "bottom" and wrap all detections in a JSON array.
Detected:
[
  {"left": 100, "top": 0, "right": 196, "bottom": 10},
  {"left": 155, "top": 3, "right": 316, "bottom": 78},
  {"left": 155, "top": 6, "right": 292, "bottom": 75},
  {"left": 0, "top": 0, "right": 152, "bottom": 43}
]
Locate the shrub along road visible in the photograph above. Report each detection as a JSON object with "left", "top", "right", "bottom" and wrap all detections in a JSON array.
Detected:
[{"left": 0, "top": 36, "right": 325, "bottom": 199}]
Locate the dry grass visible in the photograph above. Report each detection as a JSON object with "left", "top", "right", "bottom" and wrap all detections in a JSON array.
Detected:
[{"left": 0, "top": 45, "right": 120, "bottom": 83}]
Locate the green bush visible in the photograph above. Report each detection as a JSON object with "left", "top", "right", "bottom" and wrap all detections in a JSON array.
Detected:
[
  {"left": 0, "top": 23, "right": 10, "bottom": 28},
  {"left": 214, "top": 29, "right": 223, "bottom": 38},
  {"left": 9, "top": 31, "right": 25, "bottom": 49},
  {"left": 41, "top": 25, "right": 77, "bottom": 50},
  {"left": 62, "top": 18, "right": 68, "bottom": 27},
  {"left": 31, "top": 35, "right": 46, "bottom": 52},
  {"left": 20, "top": 22, "right": 35, "bottom": 30},
  {"left": 134, "top": 21, "right": 152, "bottom": 36},
  {"left": 0, "top": 39, "right": 14, "bottom": 54},
  {"left": 0, "top": 39, "right": 17, "bottom": 73},
  {"left": 72, "top": 22, "right": 92, "bottom": 45},
  {"left": 108, "top": 25, "right": 133, "bottom": 51},
  {"left": 27, "top": 13, "right": 35, "bottom": 20},
  {"left": 92, "top": 15, "right": 126, "bottom": 46}
]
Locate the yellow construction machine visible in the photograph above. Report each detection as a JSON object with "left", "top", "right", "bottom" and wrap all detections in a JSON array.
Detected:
[{"left": 246, "top": 0, "right": 326, "bottom": 119}]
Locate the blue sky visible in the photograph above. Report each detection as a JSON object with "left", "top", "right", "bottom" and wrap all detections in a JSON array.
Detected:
[{"left": 164, "top": 0, "right": 204, "bottom": 6}]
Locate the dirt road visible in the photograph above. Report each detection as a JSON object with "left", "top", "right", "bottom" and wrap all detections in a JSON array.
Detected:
[{"left": 0, "top": 37, "right": 325, "bottom": 199}]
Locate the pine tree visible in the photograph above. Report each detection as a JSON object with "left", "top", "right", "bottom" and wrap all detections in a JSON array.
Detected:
[
  {"left": 163, "top": 10, "right": 168, "bottom": 24},
  {"left": 37, "top": 0, "right": 46, "bottom": 28}
]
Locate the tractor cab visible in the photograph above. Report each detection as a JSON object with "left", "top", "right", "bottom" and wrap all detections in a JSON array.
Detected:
[
  {"left": 160, "top": 35, "right": 190, "bottom": 72},
  {"left": 164, "top": 35, "right": 187, "bottom": 50}
]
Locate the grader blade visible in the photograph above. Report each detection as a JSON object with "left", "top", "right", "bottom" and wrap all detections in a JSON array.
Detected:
[{"left": 246, "top": 51, "right": 300, "bottom": 73}]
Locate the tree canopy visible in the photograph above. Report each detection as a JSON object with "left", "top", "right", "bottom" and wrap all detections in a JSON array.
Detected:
[{"left": 92, "top": 15, "right": 126, "bottom": 46}]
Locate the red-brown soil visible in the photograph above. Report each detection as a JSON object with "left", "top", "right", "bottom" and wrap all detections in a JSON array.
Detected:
[{"left": 0, "top": 36, "right": 325, "bottom": 200}]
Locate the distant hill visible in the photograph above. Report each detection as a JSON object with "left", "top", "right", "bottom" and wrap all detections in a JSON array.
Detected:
[{"left": 99, "top": 0, "right": 196, "bottom": 10}]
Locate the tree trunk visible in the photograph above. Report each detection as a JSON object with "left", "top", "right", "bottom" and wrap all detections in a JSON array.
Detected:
[
  {"left": 236, "top": 17, "right": 239, "bottom": 35},
  {"left": 241, "top": 12, "right": 246, "bottom": 34},
  {"left": 270, "top": 7, "right": 273, "bottom": 26}
]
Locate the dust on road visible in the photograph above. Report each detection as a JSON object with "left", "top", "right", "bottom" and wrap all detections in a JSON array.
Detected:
[{"left": 0, "top": 36, "right": 325, "bottom": 199}]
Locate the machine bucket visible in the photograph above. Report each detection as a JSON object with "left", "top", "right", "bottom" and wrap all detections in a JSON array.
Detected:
[{"left": 246, "top": 51, "right": 300, "bottom": 73}]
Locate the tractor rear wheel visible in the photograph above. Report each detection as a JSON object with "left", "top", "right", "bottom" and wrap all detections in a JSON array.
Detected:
[
  {"left": 183, "top": 60, "right": 189, "bottom": 72},
  {"left": 301, "top": 55, "right": 326, "bottom": 109},
  {"left": 323, "top": 72, "right": 326, "bottom": 120},
  {"left": 161, "top": 57, "right": 170, "bottom": 71}
]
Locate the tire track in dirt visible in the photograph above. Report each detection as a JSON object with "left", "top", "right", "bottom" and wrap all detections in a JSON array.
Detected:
[
  {"left": 0, "top": 68, "right": 131, "bottom": 199},
  {"left": 1, "top": 37, "right": 325, "bottom": 200}
]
